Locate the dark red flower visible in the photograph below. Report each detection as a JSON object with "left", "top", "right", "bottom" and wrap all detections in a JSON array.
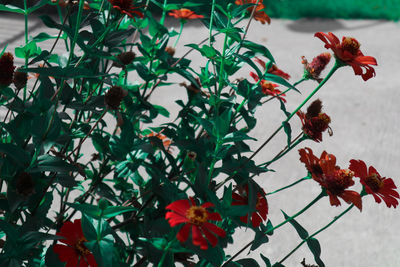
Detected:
[
  {"left": 232, "top": 185, "right": 268, "bottom": 227},
  {"left": 301, "top": 52, "right": 331, "bottom": 83},
  {"left": 254, "top": 57, "right": 290, "bottom": 80},
  {"left": 349, "top": 160, "right": 399, "bottom": 208},
  {"left": 250, "top": 71, "right": 286, "bottom": 102},
  {"left": 168, "top": 8, "right": 204, "bottom": 20},
  {"left": 235, "top": 0, "right": 271, "bottom": 24},
  {"left": 297, "top": 99, "right": 332, "bottom": 142},
  {"left": 299, "top": 147, "right": 362, "bottom": 210},
  {"left": 314, "top": 32, "right": 377, "bottom": 81},
  {"left": 53, "top": 219, "right": 98, "bottom": 267},
  {"left": 0, "top": 52, "right": 16, "bottom": 87},
  {"left": 108, "top": 0, "right": 144, "bottom": 19},
  {"left": 165, "top": 198, "right": 226, "bottom": 250}
]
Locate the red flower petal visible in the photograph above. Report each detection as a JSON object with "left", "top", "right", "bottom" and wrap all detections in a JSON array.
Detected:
[
  {"left": 349, "top": 159, "right": 368, "bottom": 179},
  {"left": 202, "top": 227, "right": 218, "bottom": 247},
  {"left": 203, "top": 222, "right": 226, "bottom": 238},
  {"left": 192, "top": 226, "right": 208, "bottom": 250},
  {"left": 166, "top": 199, "right": 190, "bottom": 215},
  {"left": 340, "top": 190, "right": 362, "bottom": 211},
  {"left": 177, "top": 223, "right": 191, "bottom": 243},
  {"left": 165, "top": 211, "right": 189, "bottom": 226}
]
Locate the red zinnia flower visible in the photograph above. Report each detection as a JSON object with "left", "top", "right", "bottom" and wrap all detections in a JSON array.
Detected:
[
  {"left": 349, "top": 160, "right": 399, "bottom": 208},
  {"left": 168, "top": 8, "right": 204, "bottom": 20},
  {"left": 235, "top": 0, "right": 271, "bottom": 25},
  {"left": 297, "top": 99, "right": 332, "bottom": 142},
  {"left": 254, "top": 57, "right": 290, "bottom": 80},
  {"left": 232, "top": 185, "right": 268, "bottom": 227},
  {"left": 250, "top": 71, "right": 286, "bottom": 102},
  {"left": 165, "top": 198, "right": 226, "bottom": 250},
  {"left": 0, "top": 52, "right": 16, "bottom": 87},
  {"left": 299, "top": 147, "right": 362, "bottom": 210},
  {"left": 108, "top": 0, "right": 144, "bottom": 19},
  {"left": 314, "top": 32, "right": 377, "bottom": 81},
  {"left": 53, "top": 219, "right": 97, "bottom": 267}
]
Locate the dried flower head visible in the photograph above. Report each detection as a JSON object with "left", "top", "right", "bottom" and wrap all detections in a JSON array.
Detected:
[
  {"left": 302, "top": 52, "right": 331, "bottom": 83},
  {"left": 165, "top": 46, "right": 176, "bottom": 57},
  {"left": 114, "top": 51, "right": 136, "bottom": 68},
  {"left": 13, "top": 70, "right": 28, "bottom": 89},
  {"left": 297, "top": 99, "right": 332, "bottom": 142},
  {"left": 15, "top": 172, "right": 35, "bottom": 197},
  {"left": 0, "top": 52, "right": 15, "bottom": 87},
  {"left": 104, "top": 86, "right": 128, "bottom": 110}
]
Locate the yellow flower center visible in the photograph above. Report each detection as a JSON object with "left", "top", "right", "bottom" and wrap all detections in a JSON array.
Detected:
[
  {"left": 186, "top": 206, "right": 208, "bottom": 225},
  {"left": 342, "top": 37, "right": 361, "bottom": 55},
  {"left": 365, "top": 173, "right": 384, "bottom": 192},
  {"left": 75, "top": 237, "right": 90, "bottom": 256}
]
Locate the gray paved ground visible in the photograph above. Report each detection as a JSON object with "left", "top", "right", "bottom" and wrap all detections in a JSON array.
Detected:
[{"left": 1, "top": 13, "right": 399, "bottom": 266}]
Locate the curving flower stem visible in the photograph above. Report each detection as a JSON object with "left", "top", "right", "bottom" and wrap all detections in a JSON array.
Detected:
[
  {"left": 222, "top": 191, "right": 325, "bottom": 266},
  {"left": 278, "top": 204, "right": 354, "bottom": 265},
  {"left": 173, "top": 21, "right": 185, "bottom": 48},
  {"left": 266, "top": 176, "right": 311, "bottom": 196},
  {"left": 209, "top": 0, "right": 216, "bottom": 47}
]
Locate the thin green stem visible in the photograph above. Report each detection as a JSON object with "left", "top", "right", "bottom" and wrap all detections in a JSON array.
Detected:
[
  {"left": 222, "top": 191, "right": 325, "bottom": 266},
  {"left": 278, "top": 204, "right": 354, "bottom": 265},
  {"left": 266, "top": 176, "right": 311, "bottom": 196},
  {"left": 173, "top": 21, "right": 184, "bottom": 48},
  {"left": 209, "top": 0, "right": 216, "bottom": 47},
  {"left": 23, "top": 0, "right": 28, "bottom": 101},
  {"left": 159, "top": 0, "right": 168, "bottom": 25}
]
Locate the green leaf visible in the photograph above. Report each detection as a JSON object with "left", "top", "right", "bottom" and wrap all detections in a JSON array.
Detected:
[
  {"left": 214, "top": 108, "right": 232, "bottom": 138},
  {"left": 32, "top": 155, "right": 79, "bottom": 173},
  {"left": 0, "top": 4, "right": 25, "bottom": 14},
  {"left": 242, "top": 40, "right": 275, "bottom": 63},
  {"left": 260, "top": 253, "right": 272, "bottom": 267},
  {"left": 20, "top": 66, "right": 98, "bottom": 79},
  {"left": 251, "top": 230, "right": 269, "bottom": 251},
  {"left": 0, "top": 143, "right": 30, "bottom": 167},
  {"left": 264, "top": 73, "right": 299, "bottom": 93},
  {"left": 236, "top": 258, "right": 260, "bottom": 267},
  {"left": 281, "top": 210, "right": 309, "bottom": 239},
  {"left": 307, "top": 238, "right": 325, "bottom": 267},
  {"left": 81, "top": 214, "right": 97, "bottom": 241},
  {"left": 282, "top": 121, "right": 292, "bottom": 148},
  {"left": 66, "top": 203, "right": 102, "bottom": 219},
  {"left": 222, "top": 131, "right": 257, "bottom": 143},
  {"left": 102, "top": 206, "right": 137, "bottom": 219}
]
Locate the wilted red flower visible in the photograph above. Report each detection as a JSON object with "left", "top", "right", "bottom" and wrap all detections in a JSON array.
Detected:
[
  {"left": 349, "top": 160, "right": 399, "bottom": 208},
  {"left": 250, "top": 71, "right": 286, "bottom": 102},
  {"left": 315, "top": 32, "right": 377, "bottom": 81},
  {"left": 254, "top": 57, "right": 290, "bottom": 80},
  {"left": 299, "top": 147, "right": 362, "bottom": 210},
  {"left": 13, "top": 69, "right": 28, "bottom": 89},
  {"left": 0, "top": 52, "right": 15, "bottom": 87},
  {"left": 297, "top": 99, "right": 332, "bottom": 142},
  {"left": 168, "top": 8, "right": 204, "bottom": 19},
  {"left": 165, "top": 198, "right": 226, "bottom": 250},
  {"left": 108, "top": 0, "right": 144, "bottom": 19},
  {"left": 235, "top": 0, "right": 271, "bottom": 24},
  {"left": 301, "top": 52, "right": 331, "bottom": 83},
  {"left": 232, "top": 185, "right": 268, "bottom": 227},
  {"left": 53, "top": 219, "right": 97, "bottom": 267}
]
